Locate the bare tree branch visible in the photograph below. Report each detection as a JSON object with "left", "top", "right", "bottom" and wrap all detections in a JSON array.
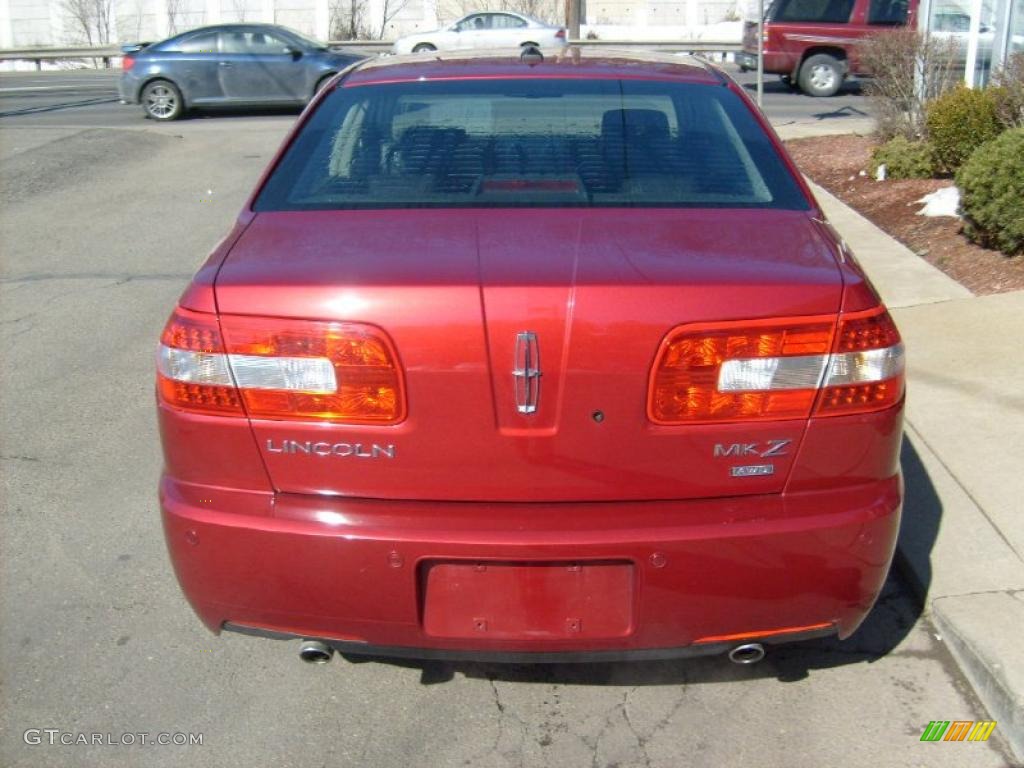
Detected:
[
  {"left": 330, "top": 0, "right": 371, "bottom": 40},
  {"left": 62, "top": 0, "right": 114, "bottom": 44}
]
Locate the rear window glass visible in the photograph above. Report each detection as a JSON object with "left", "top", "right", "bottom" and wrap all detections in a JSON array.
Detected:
[
  {"left": 254, "top": 78, "right": 809, "bottom": 211},
  {"left": 868, "top": 0, "right": 909, "bottom": 24},
  {"left": 162, "top": 31, "right": 218, "bottom": 53},
  {"left": 770, "top": 0, "right": 856, "bottom": 23}
]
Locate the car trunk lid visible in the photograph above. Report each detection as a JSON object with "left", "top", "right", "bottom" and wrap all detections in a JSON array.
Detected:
[{"left": 215, "top": 208, "right": 843, "bottom": 502}]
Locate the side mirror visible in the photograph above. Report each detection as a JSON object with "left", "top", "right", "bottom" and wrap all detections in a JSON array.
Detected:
[{"left": 288, "top": 47, "right": 303, "bottom": 60}]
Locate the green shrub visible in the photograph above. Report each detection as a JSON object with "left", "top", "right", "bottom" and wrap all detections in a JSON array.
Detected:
[
  {"left": 926, "top": 85, "right": 1005, "bottom": 172},
  {"left": 956, "top": 128, "right": 1024, "bottom": 256},
  {"left": 869, "top": 136, "right": 937, "bottom": 179}
]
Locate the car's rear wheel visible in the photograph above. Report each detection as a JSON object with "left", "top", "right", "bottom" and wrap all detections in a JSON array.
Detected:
[
  {"left": 798, "top": 54, "right": 844, "bottom": 97},
  {"left": 412, "top": 43, "right": 436, "bottom": 53},
  {"left": 141, "top": 79, "right": 183, "bottom": 120},
  {"left": 520, "top": 41, "right": 540, "bottom": 48}
]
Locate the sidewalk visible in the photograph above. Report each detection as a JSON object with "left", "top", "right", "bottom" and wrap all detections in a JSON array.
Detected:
[{"left": 791, "top": 157, "right": 1024, "bottom": 761}]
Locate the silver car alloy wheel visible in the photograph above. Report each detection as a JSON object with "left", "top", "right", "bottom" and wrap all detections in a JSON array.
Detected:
[
  {"left": 808, "top": 64, "right": 837, "bottom": 92},
  {"left": 145, "top": 84, "right": 178, "bottom": 119}
]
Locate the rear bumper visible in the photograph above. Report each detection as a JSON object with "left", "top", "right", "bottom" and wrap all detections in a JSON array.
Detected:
[
  {"left": 737, "top": 49, "right": 798, "bottom": 75},
  {"left": 118, "top": 75, "right": 137, "bottom": 104},
  {"left": 161, "top": 474, "right": 902, "bottom": 659}
]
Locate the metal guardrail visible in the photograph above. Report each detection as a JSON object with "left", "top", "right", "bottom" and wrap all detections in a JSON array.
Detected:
[
  {"left": 0, "top": 45, "right": 122, "bottom": 62},
  {"left": 0, "top": 39, "right": 741, "bottom": 67}
]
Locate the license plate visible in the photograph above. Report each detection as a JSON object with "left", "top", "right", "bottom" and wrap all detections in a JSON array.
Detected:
[{"left": 422, "top": 560, "right": 634, "bottom": 640}]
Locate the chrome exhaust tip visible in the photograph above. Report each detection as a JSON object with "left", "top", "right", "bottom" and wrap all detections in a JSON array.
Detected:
[
  {"left": 298, "top": 640, "right": 334, "bottom": 664},
  {"left": 728, "top": 643, "right": 766, "bottom": 665}
]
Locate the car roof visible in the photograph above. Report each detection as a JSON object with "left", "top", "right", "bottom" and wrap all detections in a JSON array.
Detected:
[
  {"left": 169, "top": 23, "right": 298, "bottom": 36},
  {"left": 456, "top": 10, "right": 542, "bottom": 22},
  {"left": 344, "top": 48, "right": 725, "bottom": 87}
]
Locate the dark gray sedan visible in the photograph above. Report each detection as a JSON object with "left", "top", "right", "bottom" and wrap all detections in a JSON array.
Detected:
[{"left": 119, "top": 24, "right": 364, "bottom": 120}]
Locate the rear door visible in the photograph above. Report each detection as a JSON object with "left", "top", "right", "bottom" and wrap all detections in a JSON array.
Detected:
[
  {"left": 489, "top": 13, "right": 530, "bottom": 46},
  {"left": 768, "top": 0, "right": 860, "bottom": 59},
  {"left": 160, "top": 30, "right": 222, "bottom": 103},
  {"left": 453, "top": 14, "right": 491, "bottom": 49}
]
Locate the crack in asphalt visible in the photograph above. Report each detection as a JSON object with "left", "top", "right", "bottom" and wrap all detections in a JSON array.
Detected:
[
  {"left": 487, "top": 677, "right": 527, "bottom": 768},
  {"left": 0, "top": 96, "right": 120, "bottom": 118}
]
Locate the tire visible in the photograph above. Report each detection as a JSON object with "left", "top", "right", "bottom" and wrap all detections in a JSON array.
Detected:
[
  {"left": 520, "top": 41, "right": 540, "bottom": 48},
  {"left": 412, "top": 43, "right": 436, "bottom": 53},
  {"left": 141, "top": 79, "right": 184, "bottom": 121},
  {"left": 798, "top": 54, "right": 844, "bottom": 97}
]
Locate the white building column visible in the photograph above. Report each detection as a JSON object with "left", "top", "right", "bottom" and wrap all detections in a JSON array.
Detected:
[
  {"left": 314, "top": 0, "right": 328, "bottom": 39},
  {"left": 49, "top": 0, "right": 64, "bottom": 44},
  {"left": 206, "top": 0, "right": 221, "bottom": 25},
  {"left": 686, "top": 0, "right": 700, "bottom": 29},
  {"left": 262, "top": 0, "right": 275, "bottom": 24},
  {"left": 367, "top": 0, "right": 385, "bottom": 38},
  {"left": 155, "top": 0, "right": 170, "bottom": 40},
  {"left": 964, "top": 0, "right": 984, "bottom": 86},
  {"left": 0, "top": 0, "right": 12, "bottom": 48}
]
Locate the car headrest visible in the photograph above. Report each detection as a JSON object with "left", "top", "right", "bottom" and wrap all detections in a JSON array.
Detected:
[{"left": 601, "top": 109, "right": 671, "bottom": 143}]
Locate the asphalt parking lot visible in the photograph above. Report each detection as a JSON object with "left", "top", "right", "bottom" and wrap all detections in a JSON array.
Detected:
[{"left": 0, "top": 69, "right": 1015, "bottom": 767}]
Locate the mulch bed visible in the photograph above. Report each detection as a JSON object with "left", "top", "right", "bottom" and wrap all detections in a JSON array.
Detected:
[{"left": 785, "top": 134, "right": 1024, "bottom": 295}]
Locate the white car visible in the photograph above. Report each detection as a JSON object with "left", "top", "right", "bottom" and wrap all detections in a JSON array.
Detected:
[{"left": 392, "top": 12, "right": 567, "bottom": 55}]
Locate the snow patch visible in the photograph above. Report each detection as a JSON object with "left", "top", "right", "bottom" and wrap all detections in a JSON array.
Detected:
[{"left": 915, "top": 187, "right": 960, "bottom": 218}]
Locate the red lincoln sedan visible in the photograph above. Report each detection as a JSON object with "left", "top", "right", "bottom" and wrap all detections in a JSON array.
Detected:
[{"left": 156, "top": 48, "right": 905, "bottom": 666}]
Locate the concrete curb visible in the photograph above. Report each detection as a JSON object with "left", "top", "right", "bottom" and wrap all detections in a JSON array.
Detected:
[{"left": 932, "top": 594, "right": 1024, "bottom": 763}]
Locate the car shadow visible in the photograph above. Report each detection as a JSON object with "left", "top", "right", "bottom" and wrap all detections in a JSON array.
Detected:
[
  {"left": 343, "top": 435, "right": 939, "bottom": 688},
  {"left": 343, "top": 570, "right": 918, "bottom": 687},
  {"left": 739, "top": 78, "right": 863, "bottom": 97},
  {"left": 185, "top": 106, "right": 303, "bottom": 120},
  {"left": 893, "top": 435, "right": 942, "bottom": 603}
]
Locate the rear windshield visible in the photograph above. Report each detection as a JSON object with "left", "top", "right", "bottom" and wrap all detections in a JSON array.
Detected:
[{"left": 254, "top": 78, "right": 809, "bottom": 211}]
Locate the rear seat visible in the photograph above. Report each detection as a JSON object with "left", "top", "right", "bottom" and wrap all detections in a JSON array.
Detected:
[{"left": 384, "top": 122, "right": 709, "bottom": 197}]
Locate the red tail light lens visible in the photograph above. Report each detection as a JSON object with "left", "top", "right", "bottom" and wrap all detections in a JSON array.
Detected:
[
  {"left": 648, "top": 308, "right": 904, "bottom": 425},
  {"left": 648, "top": 316, "right": 835, "bottom": 424},
  {"left": 157, "top": 308, "right": 406, "bottom": 424},
  {"left": 555, "top": 28, "right": 567, "bottom": 39},
  {"left": 219, "top": 316, "right": 405, "bottom": 424},
  {"left": 122, "top": 55, "right": 135, "bottom": 71}
]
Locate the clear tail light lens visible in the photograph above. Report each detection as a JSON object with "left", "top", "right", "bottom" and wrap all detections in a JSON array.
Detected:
[
  {"left": 815, "top": 308, "right": 905, "bottom": 416},
  {"left": 157, "top": 308, "right": 243, "bottom": 415},
  {"left": 648, "top": 308, "right": 904, "bottom": 424},
  {"left": 157, "top": 307, "right": 406, "bottom": 424}
]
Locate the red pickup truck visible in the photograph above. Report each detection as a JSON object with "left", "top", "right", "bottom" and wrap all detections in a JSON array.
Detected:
[{"left": 737, "top": 0, "right": 918, "bottom": 96}]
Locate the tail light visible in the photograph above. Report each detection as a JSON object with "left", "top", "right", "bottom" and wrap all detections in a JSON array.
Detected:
[
  {"left": 555, "top": 28, "right": 567, "bottom": 39},
  {"left": 157, "top": 307, "right": 406, "bottom": 424},
  {"left": 122, "top": 55, "right": 135, "bottom": 71},
  {"left": 648, "top": 307, "right": 904, "bottom": 424}
]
